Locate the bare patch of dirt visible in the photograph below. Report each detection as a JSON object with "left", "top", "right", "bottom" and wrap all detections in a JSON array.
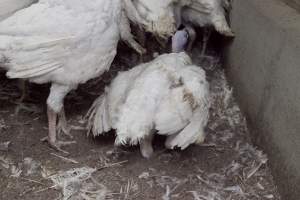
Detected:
[{"left": 0, "top": 38, "right": 281, "bottom": 200}]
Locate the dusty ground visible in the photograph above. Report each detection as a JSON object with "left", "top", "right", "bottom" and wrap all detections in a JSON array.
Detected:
[{"left": 0, "top": 37, "right": 281, "bottom": 200}]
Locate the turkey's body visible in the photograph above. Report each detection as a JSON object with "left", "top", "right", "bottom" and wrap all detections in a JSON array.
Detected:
[{"left": 87, "top": 52, "right": 211, "bottom": 158}]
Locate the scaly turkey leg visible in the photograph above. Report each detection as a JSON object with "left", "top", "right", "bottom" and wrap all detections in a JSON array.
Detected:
[
  {"left": 41, "top": 106, "right": 75, "bottom": 154},
  {"left": 57, "top": 106, "right": 73, "bottom": 139}
]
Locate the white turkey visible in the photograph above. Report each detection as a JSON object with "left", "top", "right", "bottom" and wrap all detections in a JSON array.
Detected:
[
  {"left": 87, "top": 30, "right": 211, "bottom": 158},
  {"left": 0, "top": 0, "right": 145, "bottom": 153},
  {"left": 175, "top": 0, "right": 234, "bottom": 55}
]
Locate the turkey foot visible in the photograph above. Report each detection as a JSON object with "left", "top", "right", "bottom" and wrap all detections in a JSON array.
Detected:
[
  {"left": 139, "top": 134, "right": 154, "bottom": 158},
  {"left": 50, "top": 140, "right": 76, "bottom": 155},
  {"left": 41, "top": 137, "right": 76, "bottom": 154},
  {"left": 14, "top": 102, "right": 41, "bottom": 116},
  {"left": 57, "top": 107, "right": 73, "bottom": 139}
]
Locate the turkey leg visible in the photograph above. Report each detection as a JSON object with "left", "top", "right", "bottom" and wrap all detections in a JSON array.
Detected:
[
  {"left": 14, "top": 80, "right": 40, "bottom": 115},
  {"left": 119, "top": 10, "right": 146, "bottom": 57},
  {"left": 136, "top": 27, "right": 146, "bottom": 63},
  {"left": 201, "top": 28, "right": 212, "bottom": 56},
  {"left": 140, "top": 133, "right": 154, "bottom": 158},
  {"left": 57, "top": 106, "right": 73, "bottom": 139},
  {"left": 42, "top": 106, "right": 75, "bottom": 154},
  {"left": 185, "top": 25, "right": 197, "bottom": 52}
]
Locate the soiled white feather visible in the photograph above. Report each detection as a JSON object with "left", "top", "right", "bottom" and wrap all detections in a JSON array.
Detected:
[{"left": 87, "top": 52, "right": 210, "bottom": 150}]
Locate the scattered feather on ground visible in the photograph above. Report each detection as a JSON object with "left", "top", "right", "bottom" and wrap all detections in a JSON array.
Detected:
[{"left": 49, "top": 167, "right": 108, "bottom": 200}]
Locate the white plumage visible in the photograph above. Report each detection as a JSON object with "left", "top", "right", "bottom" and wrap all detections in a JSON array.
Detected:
[
  {"left": 0, "top": 0, "right": 144, "bottom": 153},
  {"left": 0, "top": 0, "right": 37, "bottom": 21},
  {"left": 87, "top": 52, "right": 210, "bottom": 158}
]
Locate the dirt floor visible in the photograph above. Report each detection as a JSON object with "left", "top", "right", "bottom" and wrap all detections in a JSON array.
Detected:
[{"left": 0, "top": 38, "right": 281, "bottom": 200}]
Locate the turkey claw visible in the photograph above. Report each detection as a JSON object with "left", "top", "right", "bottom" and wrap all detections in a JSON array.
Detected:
[
  {"left": 57, "top": 124, "right": 73, "bottom": 139},
  {"left": 41, "top": 137, "right": 76, "bottom": 154}
]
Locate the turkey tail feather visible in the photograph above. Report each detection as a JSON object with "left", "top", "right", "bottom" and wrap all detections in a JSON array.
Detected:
[{"left": 86, "top": 92, "right": 111, "bottom": 137}]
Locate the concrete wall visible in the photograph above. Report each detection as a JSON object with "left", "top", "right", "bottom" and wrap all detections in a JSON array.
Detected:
[
  {"left": 224, "top": 0, "right": 300, "bottom": 199},
  {"left": 281, "top": 0, "right": 300, "bottom": 10}
]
